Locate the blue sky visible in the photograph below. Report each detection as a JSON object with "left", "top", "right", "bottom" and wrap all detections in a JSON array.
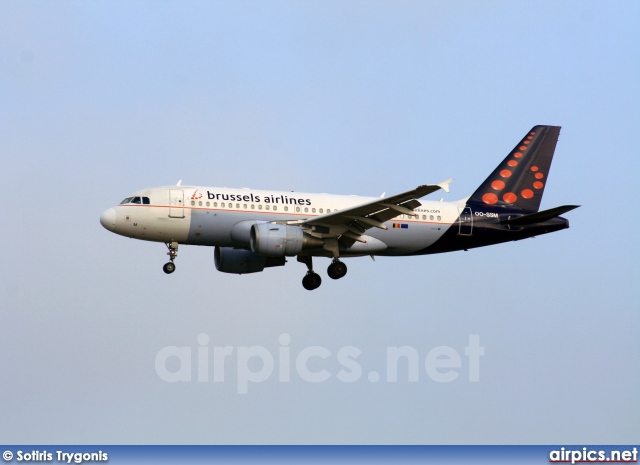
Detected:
[{"left": 1, "top": 1, "right": 638, "bottom": 444}]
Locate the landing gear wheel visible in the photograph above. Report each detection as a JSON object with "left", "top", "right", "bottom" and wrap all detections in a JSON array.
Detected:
[
  {"left": 163, "top": 262, "right": 176, "bottom": 274},
  {"left": 327, "top": 261, "right": 347, "bottom": 280},
  {"left": 302, "top": 272, "right": 322, "bottom": 290},
  {"left": 163, "top": 242, "right": 179, "bottom": 274}
]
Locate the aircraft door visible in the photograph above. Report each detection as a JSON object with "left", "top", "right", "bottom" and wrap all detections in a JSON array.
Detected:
[
  {"left": 169, "top": 189, "right": 185, "bottom": 218},
  {"left": 457, "top": 206, "right": 473, "bottom": 236}
]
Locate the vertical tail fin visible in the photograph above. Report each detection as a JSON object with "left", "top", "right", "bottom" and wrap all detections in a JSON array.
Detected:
[{"left": 468, "top": 125, "right": 561, "bottom": 212}]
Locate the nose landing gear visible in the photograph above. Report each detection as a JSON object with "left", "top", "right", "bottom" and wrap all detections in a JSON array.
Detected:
[
  {"left": 163, "top": 262, "right": 176, "bottom": 274},
  {"left": 163, "top": 242, "right": 179, "bottom": 274}
]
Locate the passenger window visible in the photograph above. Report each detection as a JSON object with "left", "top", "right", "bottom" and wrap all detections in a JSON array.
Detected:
[
  {"left": 206, "top": 202, "right": 210, "bottom": 207},
  {"left": 258, "top": 205, "right": 262, "bottom": 210},
  {"left": 437, "top": 216, "right": 441, "bottom": 221},
  {"left": 273, "top": 206, "right": 277, "bottom": 211},
  {"left": 265, "top": 205, "right": 270, "bottom": 211},
  {"left": 304, "top": 207, "right": 308, "bottom": 213},
  {"left": 221, "top": 202, "right": 225, "bottom": 208},
  {"left": 197, "top": 201, "right": 201, "bottom": 206},
  {"left": 142, "top": 197, "right": 150, "bottom": 205},
  {"left": 422, "top": 215, "right": 426, "bottom": 220},
  {"left": 312, "top": 208, "right": 316, "bottom": 213},
  {"left": 319, "top": 208, "right": 323, "bottom": 214},
  {"left": 236, "top": 203, "right": 240, "bottom": 209},
  {"left": 284, "top": 206, "right": 288, "bottom": 212},
  {"left": 251, "top": 204, "right": 255, "bottom": 209},
  {"left": 191, "top": 201, "right": 195, "bottom": 206},
  {"left": 243, "top": 204, "right": 247, "bottom": 209},
  {"left": 213, "top": 202, "right": 217, "bottom": 207},
  {"left": 296, "top": 207, "right": 300, "bottom": 213},
  {"left": 120, "top": 197, "right": 133, "bottom": 204}
]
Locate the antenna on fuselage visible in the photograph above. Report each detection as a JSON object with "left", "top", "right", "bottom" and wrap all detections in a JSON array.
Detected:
[{"left": 176, "top": 180, "right": 182, "bottom": 186}]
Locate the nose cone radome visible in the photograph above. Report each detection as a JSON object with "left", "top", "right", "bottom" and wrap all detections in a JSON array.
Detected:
[{"left": 100, "top": 208, "right": 117, "bottom": 232}]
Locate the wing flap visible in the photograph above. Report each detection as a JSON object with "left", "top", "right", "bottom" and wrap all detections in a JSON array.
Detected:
[
  {"left": 345, "top": 215, "right": 387, "bottom": 230},
  {"left": 302, "top": 180, "right": 453, "bottom": 239}
]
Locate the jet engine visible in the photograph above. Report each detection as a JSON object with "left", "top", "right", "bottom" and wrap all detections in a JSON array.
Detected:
[
  {"left": 250, "top": 223, "right": 323, "bottom": 257},
  {"left": 214, "top": 246, "right": 285, "bottom": 274}
]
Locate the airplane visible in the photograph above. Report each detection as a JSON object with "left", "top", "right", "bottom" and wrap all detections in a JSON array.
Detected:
[{"left": 100, "top": 125, "right": 578, "bottom": 290}]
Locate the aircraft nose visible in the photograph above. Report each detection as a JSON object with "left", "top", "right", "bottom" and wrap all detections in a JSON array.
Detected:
[{"left": 100, "top": 208, "right": 117, "bottom": 232}]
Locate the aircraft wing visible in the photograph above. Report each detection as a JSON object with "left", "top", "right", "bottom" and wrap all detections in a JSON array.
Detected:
[{"left": 287, "top": 179, "right": 453, "bottom": 246}]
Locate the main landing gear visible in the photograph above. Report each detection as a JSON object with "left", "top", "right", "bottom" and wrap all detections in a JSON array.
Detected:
[
  {"left": 298, "top": 256, "right": 321, "bottom": 291},
  {"left": 327, "top": 259, "right": 348, "bottom": 280},
  {"left": 302, "top": 271, "right": 322, "bottom": 291},
  {"left": 298, "top": 256, "right": 348, "bottom": 290},
  {"left": 163, "top": 242, "right": 179, "bottom": 274}
]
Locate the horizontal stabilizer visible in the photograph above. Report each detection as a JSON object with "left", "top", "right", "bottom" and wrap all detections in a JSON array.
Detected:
[{"left": 501, "top": 205, "right": 580, "bottom": 226}]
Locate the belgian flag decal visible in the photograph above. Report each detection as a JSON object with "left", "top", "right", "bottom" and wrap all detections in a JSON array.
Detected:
[{"left": 392, "top": 223, "right": 408, "bottom": 229}]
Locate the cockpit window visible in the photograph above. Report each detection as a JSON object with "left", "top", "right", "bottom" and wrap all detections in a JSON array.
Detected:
[{"left": 120, "top": 196, "right": 150, "bottom": 205}]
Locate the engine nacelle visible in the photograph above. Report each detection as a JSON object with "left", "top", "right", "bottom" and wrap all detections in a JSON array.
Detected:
[
  {"left": 214, "top": 246, "right": 285, "bottom": 274},
  {"left": 250, "top": 223, "right": 323, "bottom": 257},
  {"left": 230, "top": 220, "right": 262, "bottom": 247}
]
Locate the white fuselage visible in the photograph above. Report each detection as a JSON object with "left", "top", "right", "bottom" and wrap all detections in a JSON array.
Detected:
[{"left": 101, "top": 185, "right": 463, "bottom": 257}]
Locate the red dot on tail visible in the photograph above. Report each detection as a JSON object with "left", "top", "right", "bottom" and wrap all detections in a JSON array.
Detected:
[
  {"left": 535, "top": 172, "right": 544, "bottom": 179},
  {"left": 503, "top": 192, "right": 517, "bottom": 203},
  {"left": 530, "top": 132, "right": 536, "bottom": 135},
  {"left": 500, "top": 169, "right": 512, "bottom": 178},
  {"left": 491, "top": 180, "right": 505, "bottom": 190},
  {"left": 519, "top": 146, "right": 527, "bottom": 151},
  {"left": 523, "top": 141, "right": 530, "bottom": 145},
  {"left": 482, "top": 193, "right": 498, "bottom": 205},
  {"left": 531, "top": 166, "right": 539, "bottom": 172},
  {"left": 508, "top": 160, "right": 518, "bottom": 167},
  {"left": 514, "top": 152, "right": 523, "bottom": 158},
  {"left": 521, "top": 189, "right": 534, "bottom": 199},
  {"left": 527, "top": 136, "right": 533, "bottom": 140},
  {"left": 533, "top": 181, "right": 544, "bottom": 189}
]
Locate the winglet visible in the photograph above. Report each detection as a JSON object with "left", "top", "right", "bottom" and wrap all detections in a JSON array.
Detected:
[{"left": 437, "top": 178, "right": 453, "bottom": 193}]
